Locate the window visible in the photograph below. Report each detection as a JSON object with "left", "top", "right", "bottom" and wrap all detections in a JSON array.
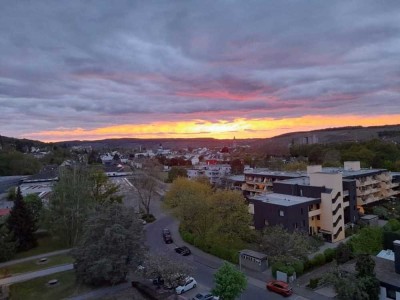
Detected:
[
  {"left": 301, "top": 208, "right": 304, "bottom": 215},
  {"left": 279, "top": 210, "right": 284, "bottom": 217},
  {"left": 302, "top": 220, "right": 306, "bottom": 227},
  {"left": 317, "top": 215, "right": 320, "bottom": 220},
  {"left": 386, "top": 287, "right": 396, "bottom": 299},
  {"left": 316, "top": 204, "right": 320, "bottom": 209}
]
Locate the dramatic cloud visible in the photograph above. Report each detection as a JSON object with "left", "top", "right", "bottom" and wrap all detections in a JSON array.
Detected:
[{"left": 0, "top": 1, "right": 399, "bottom": 141}]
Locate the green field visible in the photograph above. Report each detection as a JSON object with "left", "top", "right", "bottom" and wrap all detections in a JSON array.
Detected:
[
  {"left": 14, "top": 234, "right": 68, "bottom": 260},
  {"left": 9, "top": 271, "right": 93, "bottom": 300},
  {"left": 0, "top": 254, "right": 73, "bottom": 279}
]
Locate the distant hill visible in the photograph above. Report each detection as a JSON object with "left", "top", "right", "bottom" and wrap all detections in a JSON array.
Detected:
[
  {"left": 251, "top": 124, "right": 400, "bottom": 155},
  {"left": 57, "top": 137, "right": 258, "bottom": 151},
  {"left": 0, "top": 135, "right": 47, "bottom": 152},
  {"left": 2, "top": 123, "right": 400, "bottom": 155}
]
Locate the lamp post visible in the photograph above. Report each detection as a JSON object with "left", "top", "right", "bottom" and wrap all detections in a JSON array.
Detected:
[{"left": 238, "top": 251, "right": 243, "bottom": 300}]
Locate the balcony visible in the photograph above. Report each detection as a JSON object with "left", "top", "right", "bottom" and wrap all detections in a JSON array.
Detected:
[{"left": 308, "top": 209, "right": 321, "bottom": 218}]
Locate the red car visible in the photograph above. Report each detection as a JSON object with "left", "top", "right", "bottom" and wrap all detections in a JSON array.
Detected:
[{"left": 266, "top": 280, "right": 293, "bottom": 297}]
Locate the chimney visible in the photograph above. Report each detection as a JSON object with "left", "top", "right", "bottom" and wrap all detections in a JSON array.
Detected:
[{"left": 394, "top": 240, "right": 400, "bottom": 274}]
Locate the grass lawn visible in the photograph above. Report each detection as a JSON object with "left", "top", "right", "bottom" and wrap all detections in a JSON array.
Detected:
[
  {"left": 14, "top": 234, "right": 68, "bottom": 260},
  {"left": 9, "top": 270, "right": 94, "bottom": 300},
  {"left": 0, "top": 254, "right": 74, "bottom": 278}
]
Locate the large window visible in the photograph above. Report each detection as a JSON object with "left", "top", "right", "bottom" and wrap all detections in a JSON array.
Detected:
[{"left": 279, "top": 210, "right": 284, "bottom": 217}]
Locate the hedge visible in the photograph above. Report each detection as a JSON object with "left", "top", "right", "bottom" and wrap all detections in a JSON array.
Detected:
[
  {"left": 323, "top": 248, "right": 336, "bottom": 263},
  {"left": 179, "top": 227, "right": 239, "bottom": 264},
  {"left": 271, "top": 262, "right": 295, "bottom": 277}
]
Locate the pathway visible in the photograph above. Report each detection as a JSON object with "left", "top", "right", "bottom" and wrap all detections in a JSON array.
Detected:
[
  {"left": 0, "top": 264, "right": 73, "bottom": 285},
  {"left": 0, "top": 249, "right": 72, "bottom": 269}
]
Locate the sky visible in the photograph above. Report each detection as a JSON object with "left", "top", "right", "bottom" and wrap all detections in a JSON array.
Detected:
[{"left": 1, "top": 1, "right": 400, "bottom": 142}]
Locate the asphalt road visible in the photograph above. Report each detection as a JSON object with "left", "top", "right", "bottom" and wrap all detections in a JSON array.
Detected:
[{"left": 144, "top": 193, "right": 299, "bottom": 300}]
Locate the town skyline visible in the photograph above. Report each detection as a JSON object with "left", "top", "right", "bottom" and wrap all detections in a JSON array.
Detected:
[{"left": 1, "top": 1, "right": 400, "bottom": 142}]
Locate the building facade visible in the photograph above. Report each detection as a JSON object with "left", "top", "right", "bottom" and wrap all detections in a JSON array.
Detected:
[{"left": 246, "top": 161, "right": 400, "bottom": 243}]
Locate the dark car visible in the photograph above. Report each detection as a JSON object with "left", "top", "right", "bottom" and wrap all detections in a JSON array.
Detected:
[
  {"left": 162, "top": 228, "right": 173, "bottom": 244},
  {"left": 152, "top": 276, "right": 164, "bottom": 286},
  {"left": 266, "top": 280, "right": 293, "bottom": 297},
  {"left": 175, "top": 246, "right": 191, "bottom": 256}
]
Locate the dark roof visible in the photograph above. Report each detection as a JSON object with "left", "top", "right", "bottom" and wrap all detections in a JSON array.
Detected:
[
  {"left": 25, "top": 165, "right": 59, "bottom": 182},
  {"left": 240, "top": 249, "right": 268, "bottom": 260},
  {"left": 340, "top": 257, "right": 400, "bottom": 288}
]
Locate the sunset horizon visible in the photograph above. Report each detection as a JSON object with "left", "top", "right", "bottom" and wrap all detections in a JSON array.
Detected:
[{"left": 1, "top": 2, "right": 400, "bottom": 143}]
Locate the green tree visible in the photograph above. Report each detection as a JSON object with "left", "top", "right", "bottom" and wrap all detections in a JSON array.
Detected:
[
  {"left": 230, "top": 159, "right": 244, "bottom": 175},
  {"left": 335, "top": 242, "right": 353, "bottom": 264},
  {"left": 7, "top": 188, "right": 37, "bottom": 251},
  {"left": 24, "top": 194, "right": 43, "bottom": 228},
  {"left": 260, "top": 225, "right": 316, "bottom": 263},
  {"left": 45, "top": 167, "right": 93, "bottom": 246},
  {"left": 7, "top": 187, "right": 16, "bottom": 201},
  {"left": 45, "top": 167, "right": 122, "bottom": 246},
  {"left": 0, "top": 224, "right": 15, "bottom": 262},
  {"left": 167, "top": 167, "right": 187, "bottom": 183},
  {"left": 349, "top": 226, "right": 383, "bottom": 255},
  {"left": 212, "top": 262, "right": 247, "bottom": 300},
  {"left": 90, "top": 171, "right": 122, "bottom": 204},
  {"left": 208, "top": 190, "right": 252, "bottom": 248},
  {"left": 72, "top": 204, "right": 145, "bottom": 286},
  {"left": 358, "top": 276, "right": 380, "bottom": 300},
  {"left": 355, "top": 254, "right": 375, "bottom": 278}
]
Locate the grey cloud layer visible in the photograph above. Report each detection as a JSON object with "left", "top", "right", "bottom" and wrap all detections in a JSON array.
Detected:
[{"left": 1, "top": 1, "right": 400, "bottom": 137}]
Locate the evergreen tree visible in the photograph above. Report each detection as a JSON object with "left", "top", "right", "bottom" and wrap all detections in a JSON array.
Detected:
[
  {"left": 0, "top": 224, "right": 15, "bottom": 262},
  {"left": 7, "top": 187, "right": 37, "bottom": 251}
]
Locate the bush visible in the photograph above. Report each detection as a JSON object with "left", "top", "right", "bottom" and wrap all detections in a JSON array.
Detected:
[
  {"left": 179, "top": 227, "right": 239, "bottom": 264},
  {"left": 335, "top": 242, "right": 353, "bottom": 264},
  {"left": 303, "top": 258, "right": 312, "bottom": 271},
  {"left": 292, "top": 260, "right": 304, "bottom": 276},
  {"left": 308, "top": 278, "right": 320, "bottom": 289},
  {"left": 179, "top": 228, "right": 195, "bottom": 244},
  {"left": 271, "top": 262, "right": 295, "bottom": 277},
  {"left": 141, "top": 214, "right": 156, "bottom": 223},
  {"left": 324, "top": 248, "right": 336, "bottom": 263},
  {"left": 312, "top": 253, "right": 326, "bottom": 266}
]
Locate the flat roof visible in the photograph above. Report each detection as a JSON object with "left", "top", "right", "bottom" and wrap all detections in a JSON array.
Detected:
[
  {"left": 341, "top": 257, "right": 400, "bottom": 288},
  {"left": 321, "top": 167, "right": 387, "bottom": 178},
  {"left": 276, "top": 177, "right": 310, "bottom": 186},
  {"left": 240, "top": 249, "right": 267, "bottom": 260},
  {"left": 227, "top": 175, "right": 245, "bottom": 182},
  {"left": 244, "top": 169, "right": 306, "bottom": 178},
  {"left": 250, "top": 193, "right": 319, "bottom": 207}
]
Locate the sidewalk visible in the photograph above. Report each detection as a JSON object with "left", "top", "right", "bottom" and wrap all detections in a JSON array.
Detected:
[
  {"left": 0, "top": 248, "right": 72, "bottom": 269},
  {"left": 66, "top": 282, "right": 131, "bottom": 300},
  {"left": 0, "top": 264, "right": 73, "bottom": 285}
]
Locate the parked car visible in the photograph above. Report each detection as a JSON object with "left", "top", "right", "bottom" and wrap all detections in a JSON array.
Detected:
[
  {"left": 152, "top": 276, "right": 164, "bottom": 286},
  {"left": 162, "top": 228, "right": 173, "bottom": 244},
  {"left": 266, "top": 280, "right": 293, "bottom": 297},
  {"left": 192, "top": 292, "right": 220, "bottom": 300},
  {"left": 175, "top": 277, "right": 197, "bottom": 294},
  {"left": 175, "top": 246, "right": 191, "bottom": 256}
]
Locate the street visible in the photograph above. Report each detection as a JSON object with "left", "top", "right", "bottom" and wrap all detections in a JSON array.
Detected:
[
  {"left": 110, "top": 174, "right": 312, "bottom": 299},
  {"left": 143, "top": 185, "right": 300, "bottom": 300}
]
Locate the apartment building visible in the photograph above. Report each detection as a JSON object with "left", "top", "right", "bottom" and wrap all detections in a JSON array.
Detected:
[
  {"left": 187, "top": 164, "right": 231, "bottom": 185},
  {"left": 247, "top": 162, "right": 400, "bottom": 243}
]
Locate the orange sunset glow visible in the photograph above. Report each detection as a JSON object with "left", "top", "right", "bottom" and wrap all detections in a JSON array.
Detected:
[
  {"left": 25, "top": 114, "right": 400, "bottom": 142},
  {"left": 2, "top": 2, "right": 400, "bottom": 142}
]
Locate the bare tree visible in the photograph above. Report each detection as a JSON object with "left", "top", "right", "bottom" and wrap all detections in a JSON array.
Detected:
[{"left": 132, "top": 174, "right": 158, "bottom": 216}]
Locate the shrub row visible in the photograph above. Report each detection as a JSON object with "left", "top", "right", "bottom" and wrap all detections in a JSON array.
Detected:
[{"left": 179, "top": 228, "right": 239, "bottom": 264}]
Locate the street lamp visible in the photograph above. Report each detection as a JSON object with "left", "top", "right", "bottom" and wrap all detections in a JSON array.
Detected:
[{"left": 238, "top": 251, "right": 243, "bottom": 300}]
